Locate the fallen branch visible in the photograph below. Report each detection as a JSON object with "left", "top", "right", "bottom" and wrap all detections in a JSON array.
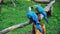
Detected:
[
  {"left": 0, "top": 21, "right": 31, "bottom": 34},
  {"left": 34, "top": 0, "right": 50, "bottom": 4},
  {"left": 44, "top": 0, "right": 55, "bottom": 12}
]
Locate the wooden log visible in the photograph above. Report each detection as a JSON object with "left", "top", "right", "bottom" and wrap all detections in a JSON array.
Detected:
[
  {"left": 44, "top": 0, "right": 55, "bottom": 16},
  {"left": 0, "top": 0, "right": 4, "bottom": 4},
  {"left": 34, "top": 0, "right": 50, "bottom": 2},
  {"left": 0, "top": 0, "right": 2, "bottom": 3},
  {"left": 32, "top": 24, "right": 46, "bottom": 34},
  {"left": 41, "top": 24, "right": 46, "bottom": 34},
  {"left": 32, "top": 0, "right": 50, "bottom": 4},
  {"left": 0, "top": 21, "right": 31, "bottom": 34},
  {"left": 44, "top": 0, "right": 55, "bottom": 12},
  {"left": 47, "top": 6, "right": 53, "bottom": 16}
]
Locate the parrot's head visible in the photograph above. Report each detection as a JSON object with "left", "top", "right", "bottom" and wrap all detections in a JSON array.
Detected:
[
  {"left": 26, "top": 7, "right": 32, "bottom": 13},
  {"left": 29, "top": 6, "right": 34, "bottom": 12},
  {"left": 32, "top": 5, "right": 38, "bottom": 9},
  {"left": 33, "top": 4, "right": 41, "bottom": 8},
  {"left": 31, "top": 4, "right": 42, "bottom": 11}
]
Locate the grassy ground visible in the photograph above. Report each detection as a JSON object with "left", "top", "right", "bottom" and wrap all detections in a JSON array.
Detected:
[{"left": 0, "top": 0, "right": 60, "bottom": 34}]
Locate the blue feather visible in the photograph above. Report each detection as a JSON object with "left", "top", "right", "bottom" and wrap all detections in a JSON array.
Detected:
[
  {"left": 34, "top": 5, "right": 48, "bottom": 23},
  {"left": 36, "top": 23, "right": 42, "bottom": 32},
  {"left": 26, "top": 7, "right": 42, "bottom": 32}
]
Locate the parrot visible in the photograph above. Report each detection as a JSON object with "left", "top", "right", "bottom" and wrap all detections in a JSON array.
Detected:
[
  {"left": 33, "top": 5, "right": 48, "bottom": 23},
  {"left": 26, "top": 7, "right": 42, "bottom": 32}
]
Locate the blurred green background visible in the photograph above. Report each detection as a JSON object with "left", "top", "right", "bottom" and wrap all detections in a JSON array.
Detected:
[{"left": 0, "top": 0, "right": 60, "bottom": 34}]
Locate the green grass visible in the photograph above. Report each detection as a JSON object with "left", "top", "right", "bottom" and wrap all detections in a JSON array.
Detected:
[
  {"left": 1, "top": 1, "right": 36, "bottom": 34},
  {"left": 0, "top": 0, "right": 60, "bottom": 34}
]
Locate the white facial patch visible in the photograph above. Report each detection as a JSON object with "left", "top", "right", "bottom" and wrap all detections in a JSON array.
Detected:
[{"left": 29, "top": 7, "right": 31, "bottom": 11}]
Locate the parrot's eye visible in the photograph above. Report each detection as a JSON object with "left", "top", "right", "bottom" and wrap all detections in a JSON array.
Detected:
[{"left": 31, "top": 6, "right": 34, "bottom": 10}]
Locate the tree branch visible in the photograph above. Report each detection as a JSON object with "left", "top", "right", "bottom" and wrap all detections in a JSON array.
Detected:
[
  {"left": 44, "top": 0, "right": 55, "bottom": 12},
  {"left": 0, "top": 21, "right": 31, "bottom": 34}
]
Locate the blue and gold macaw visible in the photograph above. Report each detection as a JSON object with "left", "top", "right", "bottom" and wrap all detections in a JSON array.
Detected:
[
  {"left": 33, "top": 5, "right": 48, "bottom": 23},
  {"left": 26, "top": 7, "right": 42, "bottom": 32}
]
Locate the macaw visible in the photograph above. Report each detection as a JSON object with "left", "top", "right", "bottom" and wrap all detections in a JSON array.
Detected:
[
  {"left": 33, "top": 5, "right": 48, "bottom": 23},
  {"left": 26, "top": 7, "right": 42, "bottom": 32}
]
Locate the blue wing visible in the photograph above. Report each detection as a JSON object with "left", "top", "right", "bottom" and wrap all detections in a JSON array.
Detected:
[
  {"left": 36, "top": 23, "right": 42, "bottom": 32},
  {"left": 26, "top": 12, "right": 42, "bottom": 32},
  {"left": 34, "top": 5, "right": 48, "bottom": 23},
  {"left": 26, "top": 7, "right": 42, "bottom": 32}
]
